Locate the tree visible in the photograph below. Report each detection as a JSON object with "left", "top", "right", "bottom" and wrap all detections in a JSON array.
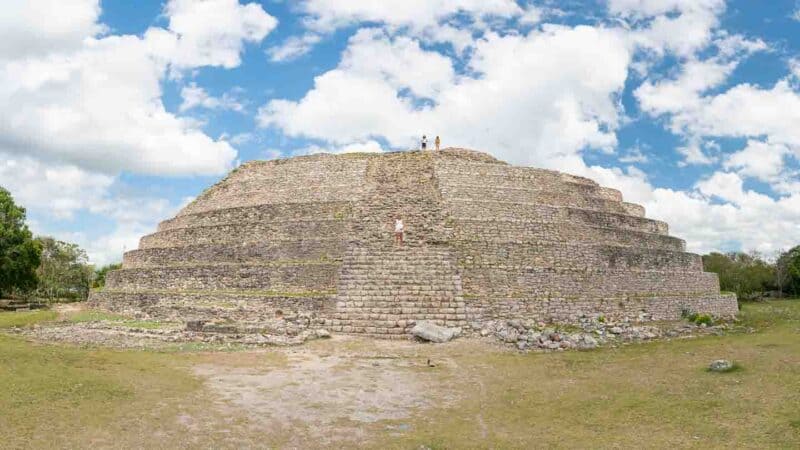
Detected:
[
  {"left": 702, "top": 251, "right": 775, "bottom": 300},
  {"left": 776, "top": 246, "right": 800, "bottom": 296},
  {"left": 35, "top": 237, "right": 93, "bottom": 301},
  {"left": 0, "top": 187, "right": 42, "bottom": 298},
  {"left": 92, "top": 263, "right": 121, "bottom": 289}
]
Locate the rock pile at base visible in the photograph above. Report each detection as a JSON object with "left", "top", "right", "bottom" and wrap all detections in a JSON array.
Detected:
[{"left": 480, "top": 317, "right": 733, "bottom": 351}]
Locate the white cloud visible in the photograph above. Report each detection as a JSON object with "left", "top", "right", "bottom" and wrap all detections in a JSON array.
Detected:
[
  {"left": 267, "top": 34, "right": 322, "bottom": 62},
  {"left": 299, "top": 0, "right": 522, "bottom": 33},
  {"left": 291, "top": 0, "right": 523, "bottom": 54},
  {"left": 670, "top": 81, "right": 800, "bottom": 148},
  {"left": 0, "top": 153, "right": 178, "bottom": 265},
  {"left": 259, "top": 25, "right": 631, "bottom": 169},
  {"left": 619, "top": 146, "right": 649, "bottom": 163},
  {"left": 724, "top": 140, "right": 790, "bottom": 183},
  {"left": 579, "top": 164, "right": 800, "bottom": 256},
  {"left": 161, "top": 0, "right": 278, "bottom": 70},
  {"left": 0, "top": 153, "right": 113, "bottom": 219},
  {"left": 0, "top": 35, "right": 237, "bottom": 176},
  {"left": 179, "top": 82, "right": 245, "bottom": 112},
  {"left": 610, "top": 0, "right": 726, "bottom": 57},
  {"left": 0, "top": 0, "right": 105, "bottom": 60},
  {"left": 0, "top": 0, "right": 281, "bottom": 176}
]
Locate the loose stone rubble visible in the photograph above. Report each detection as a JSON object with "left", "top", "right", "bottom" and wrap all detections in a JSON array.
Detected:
[
  {"left": 411, "top": 321, "right": 462, "bottom": 343},
  {"left": 86, "top": 148, "right": 737, "bottom": 341},
  {"left": 478, "top": 316, "right": 736, "bottom": 351}
]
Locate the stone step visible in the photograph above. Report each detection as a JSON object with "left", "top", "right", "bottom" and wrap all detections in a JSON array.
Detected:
[
  {"left": 158, "top": 201, "right": 354, "bottom": 231},
  {"left": 432, "top": 159, "right": 598, "bottom": 187},
  {"left": 453, "top": 241, "right": 703, "bottom": 272},
  {"left": 140, "top": 220, "right": 349, "bottom": 249},
  {"left": 439, "top": 183, "right": 624, "bottom": 209},
  {"left": 462, "top": 292, "right": 738, "bottom": 322},
  {"left": 123, "top": 239, "right": 347, "bottom": 268},
  {"left": 88, "top": 289, "right": 333, "bottom": 323},
  {"left": 442, "top": 191, "right": 643, "bottom": 217},
  {"left": 444, "top": 176, "right": 620, "bottom": 199},
  {"left": 180, "top": 157, "right": 369, "bottom": 216},
  {"left": 444, "top": 200, "right": 667, "bottom": 235},
  {"left": 451, "top": 220, "right": 684, "bottom": 252},
  {"left": 461, "top": 268, "right": 721, "bottom": 297},
  {"left": 105, "top": 263, "right": 339, "bottom": 292}
]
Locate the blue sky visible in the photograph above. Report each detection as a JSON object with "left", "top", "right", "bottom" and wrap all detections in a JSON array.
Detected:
[{"left": 1, "top": 0, "right": 800, "bottom": 264}]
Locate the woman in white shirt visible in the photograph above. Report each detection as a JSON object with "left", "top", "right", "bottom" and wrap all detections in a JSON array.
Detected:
[{"left": 394, "top": 217, "right": 404, "bottom": 247}]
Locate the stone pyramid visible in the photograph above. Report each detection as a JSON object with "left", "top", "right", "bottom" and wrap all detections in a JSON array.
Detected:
[{"left": 91, "top": 148, "right": 737, "bottom": 338}]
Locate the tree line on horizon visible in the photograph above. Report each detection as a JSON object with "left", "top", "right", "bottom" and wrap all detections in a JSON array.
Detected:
[
  {"left": 0, "top": 187, "right": 119, "bottom": 302},
  {"left": 1, "top": 185, "right": 799, "bottom": 303}
]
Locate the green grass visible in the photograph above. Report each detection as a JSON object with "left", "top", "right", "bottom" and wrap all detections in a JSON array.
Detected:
[
  {"left": 377, "top": 300, "right": 800, "bottom": 449},
  {"left": 0, "top": 300, "right": 798, "bottom": 448},
  {"left": 66, "top": 310, "right": 127, "bottom": 323},
  {"left": 0, "top": 310, "right": 57, "bottom": 328},
  {"left": 64, "top": 309, "right": 177, "bottom": 330}
]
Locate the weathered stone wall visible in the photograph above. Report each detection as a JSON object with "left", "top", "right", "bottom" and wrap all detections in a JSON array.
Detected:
[
  {"left": 451, "top": 219, "right": 684, "bottom": 251},
  {"left": 455, "top": 241, "right": 702, "bottom": 272},
  {"left": 179, "top": 155, "right": 369, "bottom": 216},
  {"left": 92, "top": 148, "right": 737, "bottom": 338},
  {"left": 140, "top": 219, "right": 349, "bottom": 249},
  {"left": 124, "top": 239, "right": 346, "bottom": 268},
  {"left": 465, "top": 293, "right": 738, "bottom": 323},
  {"left": 158, "top": 201, "right": 352, "bottom": 231},
  {"left": 91, "top": 291, "right": 330, "bottom": 322},
  {"left": 106, "top": 263, "right": 338, "bottom": 292}
]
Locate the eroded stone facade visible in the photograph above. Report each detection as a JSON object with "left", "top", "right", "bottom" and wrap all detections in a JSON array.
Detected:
[{"left": 90, "top": 148, "right": 737, "bottom": 338}]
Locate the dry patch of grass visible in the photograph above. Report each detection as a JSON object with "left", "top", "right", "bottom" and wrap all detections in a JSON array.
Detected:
[
  {"left": 374, "top": 300, "right": 800, "bottom": 449},
  {"left": 0, "top": 300, "right": 798, "bottom": 448}
]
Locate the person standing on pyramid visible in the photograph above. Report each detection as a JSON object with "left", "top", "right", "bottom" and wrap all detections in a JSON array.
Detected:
[
  {"left": 421, "top": 135, "right": 428, "bottom": 150},
  {"left": 435, "top": 135, "right": 441, "bottom": 150},
  {"left": 394, "top": 216, "right": 405, "bottom": 247}
]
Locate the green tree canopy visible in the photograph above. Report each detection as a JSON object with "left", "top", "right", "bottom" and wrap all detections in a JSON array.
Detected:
[
  {"left": 92, "top": 262, "right": 121, "bottom": 289},
  {"left": 35, "top": 237, "right": 93, "bottom": 301},
  {"left": 702, "top": 251, "right": 775, "bottom": 300},
  {"left": 776, "top": 246, "right": 800, "bottom": 296},
  {"left": 0, "top": 187, "right": 42, "bottom": 297}
]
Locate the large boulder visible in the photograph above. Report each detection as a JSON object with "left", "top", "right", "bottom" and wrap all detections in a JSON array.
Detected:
[{"left": 411, "top": 322, "right": 461, "bottom": 343}]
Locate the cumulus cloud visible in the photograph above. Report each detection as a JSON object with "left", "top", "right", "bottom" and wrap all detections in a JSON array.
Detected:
[
  {"left": 0, "top": 153, "right": 113, "bottom": 220},
  {"left": 0, "top": 0, "right": 105, "bottom": 60},
  {"left": 179, "top": 83, "right": 245, "bottom": 112},
  {"left": 724, "top": 140, "right": 790, "bottom": 183},
  {"left": 0, "top": 0, "right": 278, "bottom": 177},
  {"left": 0, "top": 0, "right": 279, "bottom": 263},
  {"left": 267, "top": 34, "right": 322, "bottom": 62},
  {"left": 160, "top": 0, "right": 277, "bottom": 69},
  {"left": 259, "top": 25, "right": 631, "bottom": 169},
  {"left": 299, "top": 0, "right": 522, "bottom": 33},
  {"left": 609, "top": 0, "right": 726, "bottom": 56}
]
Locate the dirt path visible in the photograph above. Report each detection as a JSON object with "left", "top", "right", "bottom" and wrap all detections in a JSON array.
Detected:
[{"left": 191, "top": 336, "right": 469, "bottom": 447}]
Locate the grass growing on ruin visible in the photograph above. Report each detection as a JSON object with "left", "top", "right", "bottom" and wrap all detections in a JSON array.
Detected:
[{"left": 64, "top": 309, "right": 178, "bottom": 329}]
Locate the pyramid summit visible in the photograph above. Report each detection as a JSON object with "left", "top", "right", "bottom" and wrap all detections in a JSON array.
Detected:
[{"left": 90, "top": 148, "right": 737, "bottom": 339}]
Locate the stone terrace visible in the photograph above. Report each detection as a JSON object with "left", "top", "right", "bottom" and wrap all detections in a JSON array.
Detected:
[{"left": 90, "top": 148, "right": 737, "bottom": 339}]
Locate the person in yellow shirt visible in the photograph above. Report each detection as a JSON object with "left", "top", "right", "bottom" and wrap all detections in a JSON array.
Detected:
[{"left": 435, "top": 135, "right": 441, "bottom": 150}]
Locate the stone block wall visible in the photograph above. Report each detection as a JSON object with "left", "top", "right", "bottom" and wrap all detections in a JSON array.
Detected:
[{"left": 91, "top": 148, "right": 737, "bottom": 338}]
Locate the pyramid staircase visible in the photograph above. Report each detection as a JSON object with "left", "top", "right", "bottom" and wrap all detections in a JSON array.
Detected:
[{"left": 330, "top": 152, "right": 467, "bottom": 337}]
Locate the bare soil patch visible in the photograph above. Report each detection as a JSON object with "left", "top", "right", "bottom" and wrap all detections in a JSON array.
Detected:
[{"left": 193, "top": 336, "right": 464, "bottom": 447}]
